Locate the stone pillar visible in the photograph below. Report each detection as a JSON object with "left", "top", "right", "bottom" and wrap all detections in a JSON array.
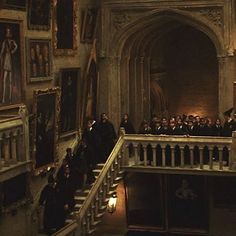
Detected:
[
  {"left": 120, "top": 55, "right": 130, "bottom": 116},
  {"left": 230, "top": 131, "right": 236, "bottom": 170},
  {"left": 18, "top": 105, "right": 30, "bottom": 162},
  {"left": 129, "top": 56, "right": 138, "bottom": 129},
  {"left": 218, "top": 55, "right": 236, "bottom": 117},
  {"left": 143, "top": 56, "right": 151, "bottom": 121},
  {"left": 109, "top": 56, "right": 121, "bottom": 130}
]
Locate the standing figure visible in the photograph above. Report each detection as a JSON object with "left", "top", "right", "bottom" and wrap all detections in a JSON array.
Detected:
[
  {"left": 0, "top": 27, "right": 17, "bottom": 103},
  {"left": 98, "top": 113, "right": 117, "bottom": 163},
  {"left": 39, "top": 175, "right": 58, "bottom": 234},
  {"left": 119, "top": 113, "right": 135, "bottom": 134}
]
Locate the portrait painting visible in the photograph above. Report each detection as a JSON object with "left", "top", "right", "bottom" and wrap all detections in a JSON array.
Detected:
[
  {"left": 59, "top": 68, "right": 80, "bottom": 135},
  {"left": 125, "top": 173, "right": 165, "bottom": 229},
  {"left": 33, "top": 87, "right": 60, "bottom": 171},
  {"left": 52, "top": 0, "right": 77, "bottom": 56},
  {"left": 0, "top": 20, "right": 23, "bottom": 107},
  {"left": 1, "top": 0, "right": 26, "bottom": 10},
  {"left": 27, "top": 38, "right": 52, "bottom": 82},
  {"left": 167, "top": 175, "right": 208, "bottom": 233},
  {"left": 28, "top": 0, "right": 51, "bottom": 30},
  {"left": 81, "top": 40, "right": 98, "bottom": 125},
  {"left": 81, "top": 8, "right": 98, "bottom": 43}
]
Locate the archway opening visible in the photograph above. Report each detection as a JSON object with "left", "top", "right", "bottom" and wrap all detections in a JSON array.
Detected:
[
  {"left": 119, "top": 16, "right": 219, "bottom": 128},
  {"left": 150, "top": 24, "right": 218, "bottom": 118}
]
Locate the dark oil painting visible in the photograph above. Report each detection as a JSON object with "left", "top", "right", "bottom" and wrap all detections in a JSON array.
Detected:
[
  {"left": 59, "top": 68, "right": 80, "bottom": 134},
  {"left": 167, "top": 175, "right": 208, "bottom": 233},
  {"left": 28, "top": 0, "right": 51, "bottom": 30},
  {"left": 34, "top": 88, "right": 59, "bottom": 170}
]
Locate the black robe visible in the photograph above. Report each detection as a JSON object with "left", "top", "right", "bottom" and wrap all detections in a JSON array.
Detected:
[
  {"left": 98, "top": 120, "right": 117, "bottom": 162},
  {"left": 39, "top": 184, "right": 58, "bottom": 233}
]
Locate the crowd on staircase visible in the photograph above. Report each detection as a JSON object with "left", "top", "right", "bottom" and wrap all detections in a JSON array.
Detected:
[{"left": 39, "top": 113, "right": 117, "bottom": 235}]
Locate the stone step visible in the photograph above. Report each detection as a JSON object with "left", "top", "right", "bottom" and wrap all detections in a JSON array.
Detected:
[
  {"left": 74, "top": 203, "right": 83, "bottom": 210},
  {"left": 93, "top": 169, "right": 101, "bottom": 176},
  {"left": 96, "top": 163, "right": 105, "bottom": 169},
  {"left": 65, "top": 219, "right": 74, "bottom": 224},
  {"left": 74, "top": 196, "right": 87, "bottom": 203}
]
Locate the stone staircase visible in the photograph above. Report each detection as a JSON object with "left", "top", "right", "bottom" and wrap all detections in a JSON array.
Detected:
[{"left": 64, "top": 162, "right": 124, "bottom": 235}]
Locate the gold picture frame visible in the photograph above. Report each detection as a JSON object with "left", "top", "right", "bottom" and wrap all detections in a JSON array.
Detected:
[
  {"left": 52, "top": 0, "right": 78, "bottom": 56},
  {"left": 26, "top": 38, "right": 52, "bottom": 83},
  {"left": 33, "top": 87, "right": 60, "bottom": 174}
]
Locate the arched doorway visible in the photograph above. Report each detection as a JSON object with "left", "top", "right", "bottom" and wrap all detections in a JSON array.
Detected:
[
  {"left": 150, "top": 24, "right": 218, "bottom": 119},
  {"left": 117, "top": 12, "right": 221, "bottom": 129}
]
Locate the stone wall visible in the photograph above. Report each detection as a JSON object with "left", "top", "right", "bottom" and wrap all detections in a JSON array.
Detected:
[{"left": 0, "top": 0, "right": 97, "bottom": 235}]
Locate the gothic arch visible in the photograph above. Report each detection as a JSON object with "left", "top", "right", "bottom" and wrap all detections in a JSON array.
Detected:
[{"left": 112, "top": 8, "right": 224, "bottom": 58}]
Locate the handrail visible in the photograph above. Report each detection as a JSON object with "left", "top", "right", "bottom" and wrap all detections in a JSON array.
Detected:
[
  {"left": 78, "top": 136, "right": 125, "bottom": 219},
  {"left": 123, "top": 134, "right": 232, "bottom": 146}
]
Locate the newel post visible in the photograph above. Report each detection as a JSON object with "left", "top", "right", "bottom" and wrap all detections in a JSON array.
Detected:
[
  {"left": 230, "top": 131, "right": 236, "bottom": 170},
  {"left": 18, "top": 105, "right": 30, "bottom": 162}
]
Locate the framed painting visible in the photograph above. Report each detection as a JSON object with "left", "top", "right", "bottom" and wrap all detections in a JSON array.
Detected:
[
  {"left": 0, "top": 19, "right": 24, "bottom": 108},
  {"left": 81, "top": 40, "right": 98, "bottom": 126},
  {"left": 26, "top": 38, "right": 52, "bottom": 82},
  {"left": 33, "top": 87, "right": 60, "bottom": 172},
  {"left": 81, "top": 8, "right": 98, "bottom": 43},
  {"left": 1, "top": 0, "right": 26, "bottom": 10},
  {"left": 52, "top": 0, "right": 78, "bottom": 56},
  {"left": 124, "top": 172, "right": 165, "bottom": 229},
  {"left": 167, "top": 175, "right": 209, "bottom": 234},
  {"left": 59, "top": 68, "right": 80, "bottom": 136},
  {"left": 28, "top": 0, "right": 51, "bottom": 30}
]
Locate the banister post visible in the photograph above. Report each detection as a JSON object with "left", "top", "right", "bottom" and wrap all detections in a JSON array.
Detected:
[
  {"left": 18, "top": 105, "right": 30, "bottom": 162},
  {"left": 120, "top": 127, "right": 125, "bottom": 137},
  {"left": 230, "top": 131, "right": 236, "bottom": 170}
]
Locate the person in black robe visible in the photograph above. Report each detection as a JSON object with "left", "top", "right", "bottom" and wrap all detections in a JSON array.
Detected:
[
  {"left": 39, "top": 175, "right": 58, "bottom": 234},
  {"left": 75, "top": 140, "right": 91, "bottom": 187},
  {"left": 186, "top": 120, "right": 198, "bottom": 136},
  {"left": 212, "top": 118, "right": 223, "bottom": 137},
  {"left": 82, "top": 119, "right": 101, "bottom": 166},
  {"left": 119, "top": 113, "right": 135, "bottom": 134},
  {"left": 159, "top": 118, "right": 169, "bottom": 135},
  {"left": 57, "top": 166, "right": 76, "bottom": 214},
  {"left": 98, "top": 113, "right": 117, "bottom": 163},
  {"left": 119, "top": 113, "right": 135, "bottom": 157},
  {"left": 222, "top": 108, "right": 234, "bottom": 137}
]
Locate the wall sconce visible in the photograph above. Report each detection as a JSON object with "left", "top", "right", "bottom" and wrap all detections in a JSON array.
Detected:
[{"left": 107, "top": 192, "right": 117, "bottom": 214}]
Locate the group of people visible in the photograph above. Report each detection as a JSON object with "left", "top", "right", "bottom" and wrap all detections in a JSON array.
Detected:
[
  {"left": 39, "top": 147, "right": 90, "bottom": 234},
  {"left": 39, "top": 112, "right": 117, "bottom": 234},
  {"left": 120, "top": 110, "right": 236, "bottom": 137}
]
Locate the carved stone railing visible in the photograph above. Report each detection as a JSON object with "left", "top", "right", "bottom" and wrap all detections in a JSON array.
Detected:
[
  {"left": 52, "top": 131, "right": 236, "bottom": 236},
  {"left": 0, "top": 106, "right": 31, "bottom": 182},
  {"left": 122, "top": 134, "right": 233, "bottom": 172}
]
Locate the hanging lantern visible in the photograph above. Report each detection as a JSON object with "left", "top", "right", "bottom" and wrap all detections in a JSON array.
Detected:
[{"left": 107, "top": 192, "right": 117, "bottom": 214}]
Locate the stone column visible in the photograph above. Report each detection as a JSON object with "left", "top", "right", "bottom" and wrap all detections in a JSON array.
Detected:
[
  {"left": 120, "top": 55, "right": 130, "bottom": 116},
  {"left": 218, "top": 55, "right": 236, "bottom": 117}
]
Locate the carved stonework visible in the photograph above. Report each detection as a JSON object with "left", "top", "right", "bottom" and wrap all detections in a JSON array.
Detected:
[
  {"left": 182, "top": 7, "right": 223, "bottom": 28},
  {"left": 113, "top": 13, "right": 131, "bottom": 30},
  {"left": 199, "top": 8, "right": 223, "bottom": 27},
  {"left": 111, "top": 10, "right": 146, "bottom": 31}
]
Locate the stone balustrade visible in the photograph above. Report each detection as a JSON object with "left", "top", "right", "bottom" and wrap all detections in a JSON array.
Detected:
[
  {"left": 122, "top": 134, "right": 233, "bottom": 172},
  {"left": 0, "top": 106, "right": 31, "bottom": 181}
]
